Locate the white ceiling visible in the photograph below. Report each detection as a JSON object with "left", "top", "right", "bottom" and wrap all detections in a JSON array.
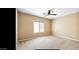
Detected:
[{"left": 17, "top": 8, "right": 79, "bottom": 19}]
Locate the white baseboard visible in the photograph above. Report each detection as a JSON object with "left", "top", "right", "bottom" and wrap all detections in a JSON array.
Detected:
[
  {"left": 19, "top": 38, "right": 33, "bottom": 42},
  {"left": 19, "top": 36, "right": 50, "bottom": 42},
  {"left": 56, "top": 35, "right": 79, "bottom": 42},
  {"left": 19, "top": 35, "right": 79, "bottom": 42}
]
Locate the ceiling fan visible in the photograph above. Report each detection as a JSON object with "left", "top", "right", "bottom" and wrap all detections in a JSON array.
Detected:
[{"left": 43, "top": 8, "right": 57, "bottom": 16}]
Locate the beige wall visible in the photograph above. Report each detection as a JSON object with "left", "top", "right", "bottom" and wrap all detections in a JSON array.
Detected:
[
  {"left": 78, "top": 13, "right": 79, "bottom": 40},
  {"left": 52, "top": 12, "right": 79, "bottom": 41},
  {"left": 18, "top": 12, "right": 51, "bottom": 41}
]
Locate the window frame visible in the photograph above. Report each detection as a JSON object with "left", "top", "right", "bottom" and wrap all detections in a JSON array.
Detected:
[{"left": 33, "top": 21, "right": 44, "bottom": 33}]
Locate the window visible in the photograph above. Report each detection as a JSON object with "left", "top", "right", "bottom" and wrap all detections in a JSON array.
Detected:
[
  {"left": 34, "top": 22, "right": 44, "bottom": 33},
  {"left": 34, "top": 22, "right": 39, "bottom": 33},
  {"left": 39, "top": 23, "right": 44, "bottom": 32}
]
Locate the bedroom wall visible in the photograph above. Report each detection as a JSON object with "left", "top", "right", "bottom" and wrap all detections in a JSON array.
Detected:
[
  {"left": 18, "top": 12, "right": 51, "bottom": 41},
  {"left": 78, "top": 13, "right": 79, "bottom": 40},
  {"left": 52, "top": 12, "right": 79, "bottom": 41}
]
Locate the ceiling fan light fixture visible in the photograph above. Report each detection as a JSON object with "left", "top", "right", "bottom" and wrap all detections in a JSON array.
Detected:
[{"left": 43, "top": 8, "right": 57, "bottom": 16}]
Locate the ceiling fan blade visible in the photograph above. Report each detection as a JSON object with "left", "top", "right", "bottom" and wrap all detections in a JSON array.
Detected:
[{"left": 51, "top": 14, "right": 57, "bottom": 15}]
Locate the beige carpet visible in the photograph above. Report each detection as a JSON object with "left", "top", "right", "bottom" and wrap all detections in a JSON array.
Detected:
[{"left": 17, "top": 36, "right": 79, "bottom": 50}]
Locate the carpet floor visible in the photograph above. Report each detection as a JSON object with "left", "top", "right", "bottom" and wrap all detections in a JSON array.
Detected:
[{"left": 17, "top": 36, "right": 79, "bottom": 50}]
